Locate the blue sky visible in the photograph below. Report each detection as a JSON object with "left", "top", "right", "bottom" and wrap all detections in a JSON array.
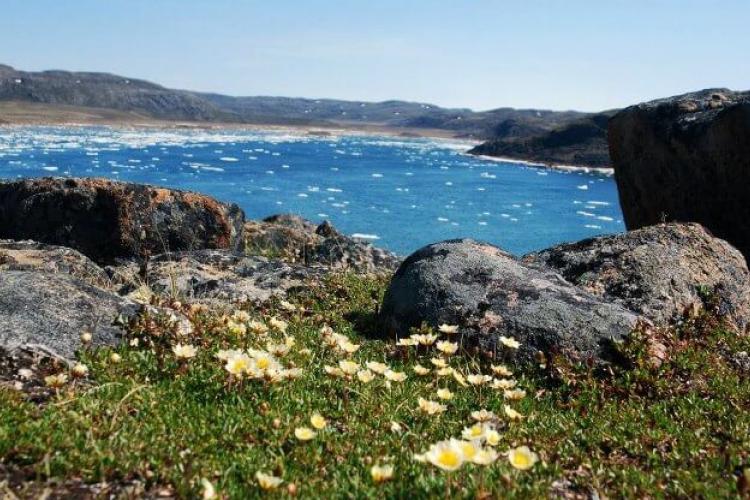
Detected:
[{"left": 1, "top": 0, "right": 747, "bottom": 111}]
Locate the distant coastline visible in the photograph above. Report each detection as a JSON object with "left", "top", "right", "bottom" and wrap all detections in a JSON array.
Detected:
[
  {"left": 0, "top": 101, "right": 466, "bottom": 141},
  {"left": 472, "top": 153, "right": 613, "bottom": 175}
]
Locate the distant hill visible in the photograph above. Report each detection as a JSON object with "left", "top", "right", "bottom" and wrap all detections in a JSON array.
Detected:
[
  {"left": 0, "top": 64, "right": 590, "bottom": 137},
  {"left": 468, "top": 112, "right": 616, "bottom": 168},
  {"left": 194, "top": 92, "right": 586, "bottom": 137},
  {"left": 0, "top": 64, "right": 227, "bottom": 122}
]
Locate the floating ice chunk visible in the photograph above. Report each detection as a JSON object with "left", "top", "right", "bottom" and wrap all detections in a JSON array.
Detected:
[
  {"left": 220, "top": 157, "right": 238, "bottom": 162},
  {"left": 42, "top": 166, "right": 58, "bottom": 171},
  {"left": 577, "top": 184, "right": 589, "bottom": 190},
  {"left": 352, "top": 233, "right": 380, "bottom": 240}
]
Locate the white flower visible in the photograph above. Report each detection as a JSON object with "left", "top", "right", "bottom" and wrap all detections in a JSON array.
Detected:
[
  {"left": 436, "top": 341, "right": 458, "bottom": 356},
  {"left": 71, "top": 363, "right": 89, "bottom": 378},
  {"left": 418, "top": 397, "right": 447, "bottom": 415},
  {"left": 256, "top": 471, "right": 283, "bottom": 490},
  {"left": 470, "top": 409, "right": 497, "bottom": 422},
  {"left": 508, "top": 446, "right": 538, "bottom": 470},
  {"left": 504, "top": 404, "right": 524, "bottom": 421},
  {"left": 384, "top": 369, "right": 407, "bottom": 382},
  {"left": 504, "top": 389, "right": 526, "bottom": 400},
  {"left": 413, "top": 364, "right": 430, "bottom": 375},
  {"left": 172, "top": 344, "right": 197, "bottom": 360},
  {"left": 421, "top": 440, "right": 465, "bottom": 471},
  {"left": 437, "top": 324, "right": 459, "bottom": 335},
  {"left": 268, "top": 317, "right": 288, "bottom": 333},
  {"left": 366, "top": 361, "right": 389, "bottom": 374},
  {"left": 466, "top": 374, "right": 492, "bottom": 386},
  {"left": 436, "top": 388, "right": 453, "bottom": 400},
  {"left": 499, "top": 336, "right": 521, "bottom": 349},
  {"left": 357, "top": 369, "right": 375, "bottom": 383},
  {"left": 201, "top": 478, "right": 217, "bottom": 499}
]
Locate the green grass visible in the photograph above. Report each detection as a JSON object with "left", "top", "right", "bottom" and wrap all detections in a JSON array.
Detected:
[{"left": 1, "top": 273, "right": 749, "bottom": 498}]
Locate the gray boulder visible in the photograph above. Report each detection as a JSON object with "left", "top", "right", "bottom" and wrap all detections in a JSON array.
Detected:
[
  {"left": 0, "top": 177, "right": 245, "bottom": 264},
  {"left": 609, "top": 89, "right": 750, "bottom": 261},
  {"left": 380, "top": 239, "right": 640, "bottom": 363},
  {"left": 0, "top": 270, "right": 138, "bottom": 359},
  {"left": 524, "top": 223, "right": 750, "bottom": 330}
]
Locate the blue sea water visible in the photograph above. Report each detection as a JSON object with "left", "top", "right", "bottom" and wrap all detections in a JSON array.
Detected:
[{"left": 0, "top": 126, "right": 625, "bottom": 256}]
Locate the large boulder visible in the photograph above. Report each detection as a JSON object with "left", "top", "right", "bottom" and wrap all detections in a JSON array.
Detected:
[
  {"left": 380, "top": 239, "right": 640, "bottom": 363},
  {"left": 0, "top": 177, "right": 245, "bottom": 264},
  {"left": 524, "top": 223, "right": 750, "bottom": 330},
  {"left": 0, "top": 270, "right": 138, "bottom": 359},
  {"left": 609, "top": 89, "right": 750, "bottom": 261}
]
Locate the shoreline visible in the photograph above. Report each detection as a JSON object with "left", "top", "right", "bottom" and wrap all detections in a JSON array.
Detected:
[
  {"left": 0, "top": 101, "right": 471, "bottom": 143},
  {"left": 471, "top": 153, "right": 613, "bottom": 175}
]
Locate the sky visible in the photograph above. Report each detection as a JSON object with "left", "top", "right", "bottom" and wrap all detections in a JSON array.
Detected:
[{"left": 1, "top": 0, "right": 748, "bottom": 112}]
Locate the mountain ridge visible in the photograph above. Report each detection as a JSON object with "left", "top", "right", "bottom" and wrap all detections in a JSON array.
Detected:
[{"left": 0, "top": 64, "right": 588, "bottom": 139}]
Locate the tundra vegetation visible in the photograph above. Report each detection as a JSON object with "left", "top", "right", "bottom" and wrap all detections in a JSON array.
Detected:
[{"left": 1, "top": 272, "right": 748, "bottom": 498}]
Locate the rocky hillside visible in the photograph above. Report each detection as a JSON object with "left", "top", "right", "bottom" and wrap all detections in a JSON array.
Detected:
[
  {"left": 468, "top": 111, "right": 615, "bottom": 168},
  {"left": 0, "top": 64, "right": 228, "bottom": 122},
  {"left": 0, "top": 64, "right": 588, "bottom": 139},
  {"left": 609, "top": 88, "right": 750, "bottom": 261}
]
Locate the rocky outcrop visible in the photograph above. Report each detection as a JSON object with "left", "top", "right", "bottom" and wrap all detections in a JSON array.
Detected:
[
  {"left": 110, "top": 249, "right": 331, "bottom": 303},
  {"left": 380, "top": 239, "right": 640, "bottom": 363},
  {"left": 0, "top": 270, "right": 138, "bottom": 359},
  {"left": 609, "top": 89, "right": 750, "bottom": 261},
  {"left": 245, "top": 214, "right": 400, "bottom": 272},
  {"left": 469, "top": 112, "right": 615, "bottom": 168},
  {"left": 525, "top": 223, "right": 750, "bottom": 330},
  {"left": 0, "top": 177, "right": 245, "bottom": 264}
]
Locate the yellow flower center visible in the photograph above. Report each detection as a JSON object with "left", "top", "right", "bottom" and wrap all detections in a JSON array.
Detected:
[{"left": 437, "top": 450, "right": 461, "bottom": 468}]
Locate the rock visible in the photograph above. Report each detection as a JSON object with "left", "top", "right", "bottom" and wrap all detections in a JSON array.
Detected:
[
  {"left": 0, "top": 239, "right": 112, "bottom": 289},
  {"left": 380, "top": 239, "right": 640, "bottom": 363},
  {"left": 110, "top": 249, "right": 331, "bottom": 303},
  {"left": 0, "top": 177, "right": 245, "bottom": 264},
  {"left": 608, "top": 88, "right": 750, "bottom": 261},
  {"left": 0, "top": 270, "right": 138, "bottom": 359},
  {"left": 469, "top": 112, "right": 615, "bottom": 168},
  {"left": 244, "top": 214, "right": 400, "bottom": 272},
  {"left": 524, "top": 223, "right": 750, "bottom": 330}
]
